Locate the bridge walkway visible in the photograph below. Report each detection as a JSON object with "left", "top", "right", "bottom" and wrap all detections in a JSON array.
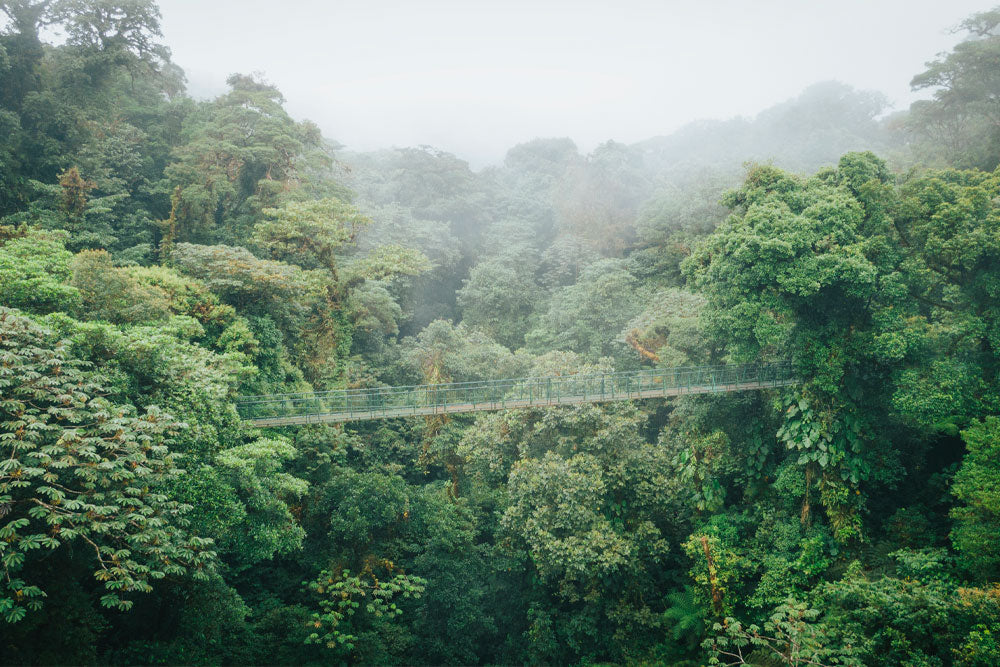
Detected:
[{"left": 238, "top": 362, "right": 797, "bottom": 427}]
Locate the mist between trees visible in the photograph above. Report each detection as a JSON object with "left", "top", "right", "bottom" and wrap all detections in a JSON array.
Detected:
[{"left": 2, "top": 2, "right": 1000, "bottom": 665}]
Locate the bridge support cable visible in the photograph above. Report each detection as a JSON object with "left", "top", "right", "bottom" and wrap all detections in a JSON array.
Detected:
[{"left": 237, "top": 362, "right": 798, "bottom": 427}]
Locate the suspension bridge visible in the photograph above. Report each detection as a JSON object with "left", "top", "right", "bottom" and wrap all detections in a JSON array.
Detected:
[{"left": 238, "top": 361, "right": 798, "bottom": 427}]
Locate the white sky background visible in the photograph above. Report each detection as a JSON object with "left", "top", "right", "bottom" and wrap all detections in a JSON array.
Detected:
[{"left": 157, "top": 0, "right": 995, "bottom": 167}]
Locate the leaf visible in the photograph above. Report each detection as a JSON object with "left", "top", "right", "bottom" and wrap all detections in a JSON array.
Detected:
[{"left": 4, "top": 605, "right": 26, "bottom": 623}]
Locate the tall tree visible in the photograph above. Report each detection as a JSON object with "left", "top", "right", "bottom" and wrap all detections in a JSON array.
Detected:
[
  {"left": 0, "top": 0, "right": 55, "bottom": 38},
  {"left": 909, "top": 7, "right": 1000, "bottom": 169},
  {"left": 0, "top": 308, "right": 215, "bottom": 622},
  {"left": 164, "top": 73, "right": 330, "bottom": 245}
]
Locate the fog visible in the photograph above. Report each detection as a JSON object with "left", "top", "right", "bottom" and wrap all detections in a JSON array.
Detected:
[{"left": 134, "top": 0, "right": 998, "bottom": 164}]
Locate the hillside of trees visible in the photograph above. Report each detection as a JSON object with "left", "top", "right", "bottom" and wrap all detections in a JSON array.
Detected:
[{"left": 2, "top": 2, "right": 1000, "bottom": 665}]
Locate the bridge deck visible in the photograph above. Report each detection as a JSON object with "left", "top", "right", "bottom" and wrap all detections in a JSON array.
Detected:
[
  {"left": 246, "top": 378, "right": 798, "bottom": 427},
  {"left": 239, "top": 362, "right": 797, "bottom": 427}
]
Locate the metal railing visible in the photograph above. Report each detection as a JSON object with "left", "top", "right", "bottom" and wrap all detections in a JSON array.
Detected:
[{"left": 237, "top": 361, "right": 798, "bottom": 427}]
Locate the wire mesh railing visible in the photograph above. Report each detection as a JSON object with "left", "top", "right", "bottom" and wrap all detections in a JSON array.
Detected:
[{"left": 237, "top": 361, "right": 798, "bottom": 426}]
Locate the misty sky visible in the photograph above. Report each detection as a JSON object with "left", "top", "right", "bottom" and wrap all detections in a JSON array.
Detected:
[{"left": 157, "top": 0, "right": 994, "bottom": 167}]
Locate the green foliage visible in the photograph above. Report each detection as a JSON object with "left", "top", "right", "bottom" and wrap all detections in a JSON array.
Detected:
[
  {"left": 71, "top": 248, "right": 171, "bottom": 323},
  {"left": 623, "top": 288, "right": 709, "bottom": 366},
  {"left": 253, "top": 197, "right": 369, "bottom": 272},
  {"left": 348, "top": 282, "right": 404, "bottom": 346},
  {"left": 457, "top": 255, "right": 539, "bottom": 348},
  {"left": 909, "top": 8, "right": 1000, "bottom": 169},
  {"left": 126, "top": 264, "right": 237, "bottom": 334},
  {"left": 305, "top": 568, "right": 426, "bottom": 657},
  {"left": 950, "top": 417, "right": 1000, "bottom": 578},
  {"left": 169, "top": 242, "right": 326, "bottom": 306},
  {"left": 461, "top": 391, "right": 679, "bottom": 662},
  {"left": 527, "top": 258, "right": 646, "bottom": 362},
  {"left": 401, "top": 318, "right": 533, "bottom": 384},
  {"left": 164, "top": 73, "right": 331, "bottom": 244},
  {"left": 345, "top": 243, "right": 431, "bottom": 285},
  {"left": 706, "top": 600, "right": 861, "bottom": 666},
  {"left": 671, "top": 430, "right": 733, "bottom": 512},
  {"left": 0, "top": 228, "right": 80, "bottom": 313},
  {"left": 554, "top": 140, "right": 650, "bottom": 255},
  {"left": 684, "top": 156, "right": 892, "bottom": 371},
  {"left": 889, "top": 167, "right": 1000, "bottom": 428},
  {"left": 55, "top": 0, "right": 168, "bottom": 79},
  {"left": 777, "top": 396, "right": 870, "bottom": 541},
  {"left": 0, "top": 307, "right": 215, "bottom": 622},
  {"left": 344, "top": 146, "right": 486, "bottom": 237},
  {"left": 214, "top": 437, "right": 308, "bottom": 565},
  {"left": 504, "top": 451, "right": 638, "bottom": 581},
  {"left": 683, "top": 153, "right": 1000, "bottom": 541},
  {"left": 811, "top": 552, "right": 1000, "bottom": 666},
  {"left": 1, "top": 3, "right": 1000, "bottom": 662},
  {"left": 683, "top": 533, "right": 742, "bottom": 619},
  {"left": 951, "top": 586, "right": 1000, "bottom": 666}
]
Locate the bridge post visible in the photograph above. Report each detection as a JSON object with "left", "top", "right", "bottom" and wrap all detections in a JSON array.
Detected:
[{"left": 241, "top": 360, "right": 798, "bottom": 426}]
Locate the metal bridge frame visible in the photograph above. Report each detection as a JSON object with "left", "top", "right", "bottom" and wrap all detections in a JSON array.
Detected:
[{"left": 238, "top": 362, "right": 798, "bottom": 427}]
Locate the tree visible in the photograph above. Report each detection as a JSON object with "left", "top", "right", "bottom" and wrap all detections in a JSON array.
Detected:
[
  {"left": 253, "top": 198, "right": 369, "bottom": 275},
  {"left": 527, "top": 258, "right": 645, "bottom": 362},
  {"left": 554, "top": 140, "right": 651, "bottom": 256},
  {"left": 538, "top": 234, "right": 599, "bottom": 288},
  {"left": 0, "top": 1, "right": 54, "bottom": 110},
  {"left": 344, "top": 146, "right": 488, "bottom": 241},
  {"left": 0, "top": 227, "right": 80, "bottom": 313},
  {"left": 622, "top": 288, "right": 710, "bottom": 366},
  {"left": 457, "top": 353, "right": 682, "bottom": 663},
  {"left": 814, "top": 551, "right": 1000, "bottom": 666},
  {"left": 71, "top": 248, "right": 170, "bottom": 323},
  {"left": 0, "top": 307, "right": 215, "bottom": 622},
  {"left": 125, "top": 264, "right": 237, "bottom": 338},
  {"left": 400, "top": 319, "right": 532, "bottom": 386},
  {"left": 212, "top": 437, "right": 308, "bottom": 567},
  {"left": 457, "top": 255, "right": 538, "bottom": 349},
  {"left": 168, "top": 243, "right": 325, "bottom": 310},
  {"left": 888, "top": 166, "right": 1000, "bottom": 430},
  {"left": 705, "top": 601, "right": 861, "bottom": 666},
  {"left": 0, "top": 1, "right": 55, "bottom": 35},
  {"left": 683, "top": 154, "right": 922, "bottom": 540},
  {"left": 304, "top": 567, "right": 426, "bottom": 659},
  {"left": 909, "top": 8, "right": 1000, "bottom": 169},
  {"left": 950, "top": 418, "right": 1000, "bottom": 578},
  {"left": 55, "top": 0, "right": 166, "bottom": 70},
  {"left": 250, "top": 197, "right": 428, "bottom": 382},
  {"left": 164, "top": 74, "right": 330, "bottom": 245},
  {"left": 629, "top": 168, "right": 735, "bottom": 286}
]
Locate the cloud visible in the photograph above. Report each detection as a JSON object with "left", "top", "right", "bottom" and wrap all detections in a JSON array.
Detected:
[{"left": 156, "top": 0, "right": 993, "bottom": 167}]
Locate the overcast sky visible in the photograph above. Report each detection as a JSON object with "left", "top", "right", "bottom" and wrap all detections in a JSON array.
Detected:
[{"left": 157, "top": 0, "right": 994, "bottom": 167}]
